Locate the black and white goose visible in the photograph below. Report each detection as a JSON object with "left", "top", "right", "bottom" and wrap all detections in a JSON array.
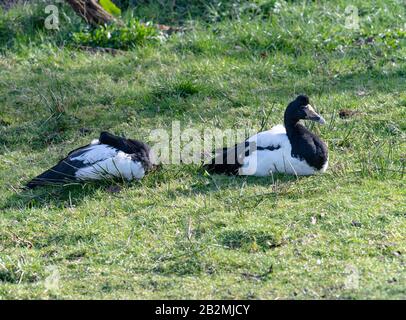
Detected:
[
  {"left": 205, "top": 95, "right": 328, "bottom": 176},
  {"left": 26, "top": 131, "right": 155, "bottom": 188}
]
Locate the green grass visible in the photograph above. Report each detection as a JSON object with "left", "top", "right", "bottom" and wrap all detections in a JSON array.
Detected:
[{"left": 0, "top": 0, "right": 405, "bottom": 299}]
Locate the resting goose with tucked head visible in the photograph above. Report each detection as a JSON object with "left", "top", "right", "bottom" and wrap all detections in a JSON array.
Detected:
[
  {"left": 205, "top": 95, "right": 328, "bottom": 176},
  {"left": 26, "top": 131, "right": 155, "bottom": 188}
]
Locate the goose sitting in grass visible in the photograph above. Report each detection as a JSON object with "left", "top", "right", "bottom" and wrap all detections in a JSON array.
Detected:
[
  {"left": 205, "top": 95, "right": 328, "bottom": 176},
  {"left": 26, "top": 131, "right": 155, "bottom": 188}
]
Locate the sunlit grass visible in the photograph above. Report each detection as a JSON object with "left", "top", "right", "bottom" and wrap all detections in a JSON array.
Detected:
[{"left": 0, "top": 0, "right": 405, "bottom": 299}]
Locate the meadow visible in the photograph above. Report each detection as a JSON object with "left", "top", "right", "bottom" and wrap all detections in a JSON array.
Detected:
[{"left": 0, "top": 0, "right": 405, "bottom": 299}]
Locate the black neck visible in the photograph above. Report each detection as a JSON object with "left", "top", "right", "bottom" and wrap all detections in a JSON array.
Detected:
[
  {"left": 284, "top": 115, "right": 303, "bottom": 137},
  {"left": 283, "top": 116, "right": 328, "bottom": 170}
]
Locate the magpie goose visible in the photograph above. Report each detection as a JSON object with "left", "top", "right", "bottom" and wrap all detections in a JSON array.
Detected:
[
  {"left": 205, "top": 95, "right": 328, "bottom": 176},
  {"left": 26, "top": 131, "right": 155, "bottom": 188}
]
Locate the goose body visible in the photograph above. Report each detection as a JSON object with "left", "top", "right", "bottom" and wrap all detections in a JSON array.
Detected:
[
  {"left": 205, "top": 95, "right": 328, "bottom": 176},
  {"left": 26, "top": 132, "right": 154, "bottom": 188}
]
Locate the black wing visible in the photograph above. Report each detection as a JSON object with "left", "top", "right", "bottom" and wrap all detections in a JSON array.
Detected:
[
  {"left": 99, "top": 131, "right": 150, "bottom": 154},
  {"left": 204, "top": 141, "right": 255, "bottom": 175},
  {"left": 25, "top": 141, "right": 118, "bottom": 189},
  {"left": 25, "top": 146, "right": 92, "bottom": 189}
]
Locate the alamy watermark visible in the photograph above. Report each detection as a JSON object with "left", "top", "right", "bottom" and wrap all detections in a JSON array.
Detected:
[
  {"left": 344, "top": 5, "right": 360, "bottom": 30},
  {"left": 44, "top": 265, "right": 60, "bottom": 294},
  {"left": 43, "top": 2, "right": 361, "bottom": 31},
  {"left": 149, "top": 121, "right": 256, "bottom": 165},
  {"left": 45, "top": 0, "right": 63, "bottom": 30},
  {"left": 344, "top": 265, "right": 359, "bottom": 290}
]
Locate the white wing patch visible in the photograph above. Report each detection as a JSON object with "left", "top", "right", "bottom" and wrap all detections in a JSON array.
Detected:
[
  {"left": 75, "top": 151, "right": 145, "bottom": 181},
  {"left": 70, "top": 144, "right": 145, "bottom": 181},
  {"left": 70, "top": 144, "right": 118, "bottom": 164},
  {"left": 247, "top": 124, "right": 287, "bottom": 148},
  {"left": 90, "top": 139, "right": 100, "bottom": 145},
  {"left": 239, "top": 124, "right": 317, "bottom": 176}
]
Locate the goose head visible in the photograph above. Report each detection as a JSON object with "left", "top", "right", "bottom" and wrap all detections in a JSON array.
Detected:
[{"left": 284, "top": 95, "right": 326, "bottom": 126}]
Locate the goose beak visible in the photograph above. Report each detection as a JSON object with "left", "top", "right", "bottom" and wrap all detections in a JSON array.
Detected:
[{"left": 305, "top": 105, "right": 326, "bottom": 125}]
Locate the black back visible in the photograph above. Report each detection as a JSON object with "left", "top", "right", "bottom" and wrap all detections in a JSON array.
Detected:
[{"left": 99, "top": 131, "right": 154, "bottom": 171}]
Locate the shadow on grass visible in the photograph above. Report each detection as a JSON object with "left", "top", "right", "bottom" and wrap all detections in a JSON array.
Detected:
[
  {"left": 162, "top": 166, "right": 304, "bottom": 202},
  {"left": 1, "top": 180, "right": 129, "bottom": 210}
]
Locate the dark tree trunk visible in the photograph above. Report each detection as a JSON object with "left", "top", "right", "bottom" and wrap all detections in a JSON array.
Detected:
[{"left": 65, "top": 0, "right": 120, "bottom": 26}]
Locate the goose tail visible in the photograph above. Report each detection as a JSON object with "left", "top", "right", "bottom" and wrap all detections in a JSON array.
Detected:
[
  {"left": 25, "top": 164, "right": 74, "bottom": 189},
  {"left": 204, "top": 142, "right": 250, "bottom": 175}
]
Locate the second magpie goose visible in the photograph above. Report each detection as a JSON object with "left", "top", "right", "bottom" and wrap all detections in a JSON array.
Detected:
[
  {"left": 26, "top": 131, "right": 155, "bottom": 188},
  {"left": 205, "top": 95, "right": 328, "bottom": 176}
]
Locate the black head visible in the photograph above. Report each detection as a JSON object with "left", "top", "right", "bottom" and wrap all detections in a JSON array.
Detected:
[{"left": 284, "top": 95, "right": 326, "bottom": 126}]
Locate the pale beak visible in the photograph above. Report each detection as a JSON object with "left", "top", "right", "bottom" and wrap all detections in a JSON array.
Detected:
[{"left": 305, "top": 104, "right": 326, "bottom": 125}]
